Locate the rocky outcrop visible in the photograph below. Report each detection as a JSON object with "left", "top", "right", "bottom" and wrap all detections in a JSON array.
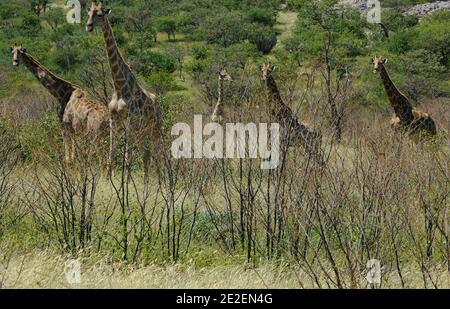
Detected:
[
  {"left": 340, "top": 0, "right": 368, "bottom": 11},
  {"left": 404, "top": 1, "right": 450, "bottom": 16},
  {"left": 341, "top": 0, "right": 450, "bottom": 16}
]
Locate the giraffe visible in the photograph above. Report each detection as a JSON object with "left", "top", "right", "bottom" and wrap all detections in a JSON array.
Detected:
[
  {"left": 372, "top": 55, "right": 437, "bottom": 137},
  {"left": 86, "top": 0, "right": 162, "bottom": 179},
  {"left": 261, "top": 64, "right": 321, "bottom": 154},
  {"left": 377, "top": 22, "right": 389, "bottom": 38},
  {"left": 11, "top": 45, "right": 110, "bottom": 162},
  {"left": 211, "top": 68, "right": 232, "bottom": 123}
]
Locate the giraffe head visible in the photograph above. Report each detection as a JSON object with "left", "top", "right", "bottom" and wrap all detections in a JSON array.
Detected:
[
  {"left": 86, "top": 0, "right": 111, "bottom": 32},
  {"left": 10, "top": 45, "right": 26, "bottom": 67},
  {"left": 219, "top": 68, "right": 232, "bottom": 82},
  {"left": 372, "top": 55, "right": 388, "bottom": 74},
  {"left": 261, "top": 63, "right": 277, "bottom": 81}
]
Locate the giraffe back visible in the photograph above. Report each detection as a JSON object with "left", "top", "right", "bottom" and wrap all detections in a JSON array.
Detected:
[{"left": 63, "top": 88, "right": 110, "bottom": 136}]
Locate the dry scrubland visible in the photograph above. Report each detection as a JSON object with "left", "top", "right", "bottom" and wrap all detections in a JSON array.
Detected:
[
  {"left": 0, "top": 99, "right": 449, "bottom": 288},
  {"left": 1, "top": 1, "right": 450, "bottom": 289}
]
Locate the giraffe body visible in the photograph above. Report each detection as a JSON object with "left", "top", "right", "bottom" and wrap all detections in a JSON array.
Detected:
[
  {"left": 63, "top": 88, "right": 110, "bottom": 135},
  {"left": 373, "top": 55, "right": 436, "bottom": 137}
]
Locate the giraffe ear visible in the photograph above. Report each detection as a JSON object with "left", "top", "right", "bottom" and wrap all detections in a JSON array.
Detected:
[
  {"left": 382, "top": 58, "right": 388, "bottom": 65},
  {"left": 271, "top": 65, "right": 278, "bottom": 72},
  {"left": 105, "top": 8, "right": 112, "bottom": 14}
]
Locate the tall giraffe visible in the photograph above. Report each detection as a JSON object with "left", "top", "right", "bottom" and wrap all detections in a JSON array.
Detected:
[
  {"left": 372, "top": 55, "right": 437, "bottom": 136},
  {"left": 11, "top": 45, "right": 110, "bottom": 162},
  {"left": 86, "top": 0, "right": 162, "bottom": 179},
  {"left": 211, "top": 68, "right": 232, "bottom": 123},
  {"left": 261, "top": 64, "right": 321, "bottom": 154}
]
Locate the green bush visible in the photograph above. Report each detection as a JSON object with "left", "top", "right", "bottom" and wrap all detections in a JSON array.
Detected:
[
  {"left": 147, "top": 72, "right": 179, "bottom": 95},
  {"left": 382, "top": 10, "right": 419, "bottom": 33},
  {"left": 131, "top": 51, "right": 176, "bottom": 75},
  {"left": 246, "top": 23, "right": 278, "bottom": 54},
  {"left": 411, "top": 11, "right": 450, "bottom": 66},
  {"left": 19, "top": 13, "right": 41, "bottom": 36},
  {"left": 386, "top": 31, "right": 413, "bottom": 54},
  {"left": 199, "top": 11, "right": 247, "bottom": 47},
  {"left": 156, "top": 16, "right": 180, "bottom": 41},
  {"left": 246, "top": 8, "right": 277, "bottom": 26}
]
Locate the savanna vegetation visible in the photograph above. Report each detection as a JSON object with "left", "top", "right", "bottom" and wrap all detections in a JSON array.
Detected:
[{"left": 0, "top": 0, "right": 449, "bottom": 288}]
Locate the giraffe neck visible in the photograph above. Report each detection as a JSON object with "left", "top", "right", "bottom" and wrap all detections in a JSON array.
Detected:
[
  {"left": 379, "top": 65, "right": 414, "bottom": 124},
  {"left": 217, "top": 78, "right": 224, "bottom": 105},
  {"left": 265, "top": 75, "right": 285, "bottom": 109},
  {"left": 20, "top": 52, "right": 77, "bottom": 109},
  {"left": 102, "top": 17, "right": 140, "bottom": 98},
  {"left": 212, "top": 78, "right": 225, "bottom": 119}
]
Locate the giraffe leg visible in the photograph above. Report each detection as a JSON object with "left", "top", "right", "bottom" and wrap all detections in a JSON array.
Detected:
[
  {"left": 71, "top": 137, "right": 75, "bottom": 162},
  {"left": 108, "top": 118, "right": 114, "bottom": 177},
  {"left": 143, "top": 144, "right": 150, "bottom": 186},
  {"left": 124, "top": 128, "right": 132, "bottom": 182},
  {"left": 62, "top": 129, "right": 71, "bottom": 164}
]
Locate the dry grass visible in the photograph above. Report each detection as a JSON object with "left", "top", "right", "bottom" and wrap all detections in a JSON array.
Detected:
[{"left": 1, "top": 250, "right": 448, "bottom": 289}]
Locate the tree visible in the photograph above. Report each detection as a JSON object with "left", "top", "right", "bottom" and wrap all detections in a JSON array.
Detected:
[
  {"left": 29, "top": 0, "right": 48, "bottom": 16},
  {"left": 246, "top": 23, "right": 277, "bottom": 54},
  {"left": 156, "top": 16, "right": 179, "bottom": 41},
  {"left": 382, "top": 10, "right": 418, "bottom": 33},
  {"left": 130, "top": 51, "right": 176, "bottom": 76},
  {"left": 20, "top": 12, "right": 42, "bottom": 36},
  {"left": 411, "top": 11, "right": 450, "bottom": 67},
  {"left": 42, "top": 7, "right": 65, "bottom": 32},
  {"left": 163, "top": 45, "right": 187, "bottom": 81},
  {"left": 246, "top": 7, "right": 277, "bottom": 26},
  {"left": 146, "top": 72, "right": 178, "bottom": 95},
  {"left": 288, "top": 0, "right": 367, "bottom": 142},
  {"left": 123, "top": 4, "right": 157, "bottom": 44},
  {"left": 199, "top": 11, "right": 247, "bottom": 47}
]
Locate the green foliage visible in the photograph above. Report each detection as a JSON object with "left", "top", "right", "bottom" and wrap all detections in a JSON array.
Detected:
[
  {"left": 411, "top": 11, "right": 450, "bottom": 66},
  {"left": 145, "top": 51, "right": 177, "bottom": 73},
  {"left": 0, "top": 3, "right": 26, "bottom": 20},
  {"left": 246, "top": 7, "right": 277, "bottom": 26},
  {"left": 146, "top": 72, "right": 180, "bottom": 95},
  {"left": 156, "top": 16, "right": 180, "bottom": 41},
  {"left": 199, "top": 11, "right": 247, "bottom": 47},
  {"left": 382, "top": 10, "right": 419, "bottom": 33},
  {"left": 385, "top": 31, "right": 414, "bottom": 54},
  {"left": 246, "top": 23, "right": 277, "bottom": 54},
  {"left": 288, "top": 0, "right": 367, "bottom": 64},
  {"left": 42, "top": 7, "right": 65, "bottom": 32},
  {"left": 191, "top": 43, "right": 209, "bottom": 60},
  {"left": 0, "top": 0, "right": 448, "bottom": 117},
  {"left": 19, "top": 13, "right": 42, "bottom": 36}
]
